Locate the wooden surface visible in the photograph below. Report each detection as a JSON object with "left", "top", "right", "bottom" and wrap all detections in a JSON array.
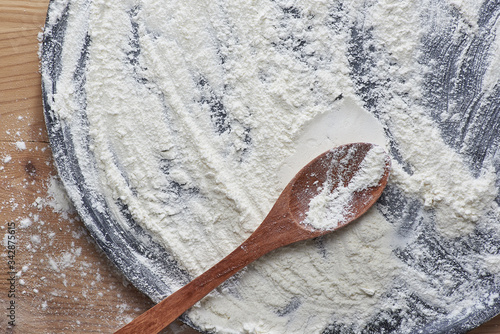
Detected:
[{"left": 0, "top": 1, "right": 498, "bottom": 333}]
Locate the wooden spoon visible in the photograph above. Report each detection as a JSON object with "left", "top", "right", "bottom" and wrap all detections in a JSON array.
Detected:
[{"left": 115, "top": 142, "right": 391, "bottom": 334}]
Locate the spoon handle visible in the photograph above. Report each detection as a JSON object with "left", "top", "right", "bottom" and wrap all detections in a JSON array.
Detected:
[{"left": 114, "top": 214, "right": 295, "bottom": 334}]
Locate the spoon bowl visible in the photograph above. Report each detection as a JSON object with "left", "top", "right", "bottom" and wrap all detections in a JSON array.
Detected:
[
  {"left": 115, "top": 142, "right": 391, "bottom": 334},
  {"left": 289, "top": 142, "right": 390, "bottom": 234}
]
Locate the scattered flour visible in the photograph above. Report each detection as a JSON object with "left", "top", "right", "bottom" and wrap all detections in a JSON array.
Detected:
[
  {"left": 30, "top": 235, "right": 41, "bottom": 244},
  {"left": 32, "top": 176, "right": 76, "bottom": 218},
  {"left": 15, "top": 141, "right": 26, "bottom": 151},
  {"left": 0, "top": 139, "right": 142, "bottom": 331},
  {"left": 46, "top": 176, "right": 76, "bottom": 215},
  {"left": 19, "top": 217, "right": 33, "bottom": 229}
]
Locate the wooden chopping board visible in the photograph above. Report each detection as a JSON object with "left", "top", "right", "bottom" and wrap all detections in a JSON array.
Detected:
[{"left": 0, "top": 1, "right": 498, "bottom": 333}]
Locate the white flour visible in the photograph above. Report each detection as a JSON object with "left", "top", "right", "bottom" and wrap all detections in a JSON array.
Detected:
[
  {"left": 44, "top": 0, "right": 500, "bottom": 333},
  {"left": 304, "top": 145, "right": 388, "bottom": 230}
]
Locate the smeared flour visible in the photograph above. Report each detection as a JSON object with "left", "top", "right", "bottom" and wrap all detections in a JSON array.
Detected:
[{"left": 42, "top": 0, "right": 500, "bottom": 333}]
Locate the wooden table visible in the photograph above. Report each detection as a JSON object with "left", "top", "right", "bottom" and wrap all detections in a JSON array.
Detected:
[{"left": 0, "top": 1, "right": 498, "bottom": 333}]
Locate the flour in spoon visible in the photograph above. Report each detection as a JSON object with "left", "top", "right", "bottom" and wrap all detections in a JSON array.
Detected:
[
  {"left": 43, "top": 0, "right": 500, "bottom": 333},
  {"left": 304, "top": 145, "right": 388, "bottom": 230}
]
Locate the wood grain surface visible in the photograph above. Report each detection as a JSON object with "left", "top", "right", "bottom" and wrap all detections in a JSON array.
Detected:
[{"left": 0, "top": 1, "right": 498, "bottom": 333}]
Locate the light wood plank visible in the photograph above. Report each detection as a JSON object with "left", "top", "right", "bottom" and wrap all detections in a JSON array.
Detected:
[{"left": 0, "top": 2, "right": 47, "bottom": 143}]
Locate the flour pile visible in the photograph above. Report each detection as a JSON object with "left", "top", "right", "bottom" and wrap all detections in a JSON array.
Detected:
[
  {"left": 42, "top": 0, "right": 500, "bottom": 333},
  {"left": 304, "top": 145, "right": 388, "bottom": 230}
]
